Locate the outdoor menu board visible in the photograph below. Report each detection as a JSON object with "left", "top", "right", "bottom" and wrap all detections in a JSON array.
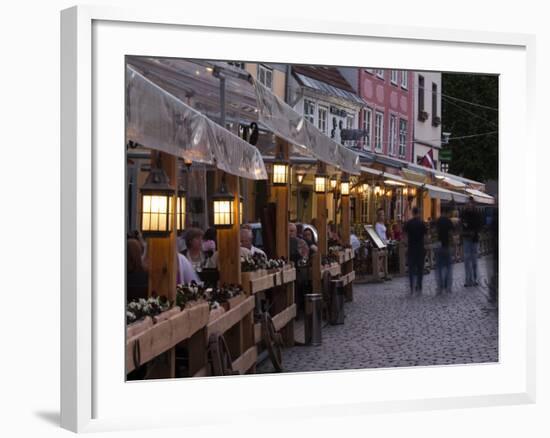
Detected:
[{"left": 364, "top": 225, "right": 386, "bottom": 249}]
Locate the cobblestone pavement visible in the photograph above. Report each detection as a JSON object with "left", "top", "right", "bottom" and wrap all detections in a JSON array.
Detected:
[{"left": 258, "top": 256, "right": 498, "bottom": 373}]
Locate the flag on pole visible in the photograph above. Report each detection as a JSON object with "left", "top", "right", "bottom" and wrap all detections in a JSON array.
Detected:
[{"left": 420, "top": 149, "right": 435, "bottom": 169}]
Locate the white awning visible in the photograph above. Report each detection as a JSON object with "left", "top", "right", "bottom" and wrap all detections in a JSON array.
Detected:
[
  {"left": 424, "top": 184, "right": 470, "bottom": 203},
  {"left": 465, "top": 188, "right": 495, "bottom": 204},
  {"left": 440, "top": 176, "right": 467, "bottom": 188}
]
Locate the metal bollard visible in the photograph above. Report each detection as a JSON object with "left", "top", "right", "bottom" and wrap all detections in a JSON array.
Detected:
[
  {"left": 304, "top": 294, "right": 322, "bottom": 346},
  {"left": 329, "top": 279, "right": 345, "bottom": 325}
]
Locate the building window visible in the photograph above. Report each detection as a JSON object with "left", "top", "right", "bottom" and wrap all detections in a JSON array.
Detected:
[
  {"left": 304, "top": 99, "right": 315, "bottom": 124},
  {"left": 399, "top": 119, "right": 407, "bottom": 158},
  {"left": 418, "top": 75, "right": 426, "bottom": 121},
  {"left": 258, "top": 64, "right": 273, "bottom": 90},
  {"left": 441, "top": 162, "right": 449, "bottom": 173},
  {"left": 401, "top": 71, "right": 408, "bottom": 89},
  {"left": 432, "top": 82, "right": 440, "bottom": 126},
  {"left": 362, "top": 108, "right": 372, "bottom": 150},
  {"left": 318, "top": 105, "right": 328, "bottom": 134},
  {"left": 346, "top": 115, "right": 354, "bottom": 129},
  {"left": 391, "top": 70, "right": 399, "bottom": 85},
  {"left": 376, "top": 69, "right": 384, "bottom": 79},
  {"left": 365, "top": 68, "right": 375, "bottom": 74},
  {"left": 228, "top": 61, "right": 245, "bottom": 70},
  {"left": 388, "top": 114, "right": 397, "bottom": 156},
  {"left": 374, "top": 111, "right": 384, "bottom": 152}
]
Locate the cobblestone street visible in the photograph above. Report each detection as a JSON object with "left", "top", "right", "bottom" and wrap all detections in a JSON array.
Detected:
[{"left": 258, "top": 256, "right": 498, "bottom": 373}]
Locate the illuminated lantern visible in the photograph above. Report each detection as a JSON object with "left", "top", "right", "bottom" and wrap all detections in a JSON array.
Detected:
[
  {"left": 296, "top": 172, "right": 305, "bottom": 184},
  {"left": 176, "top": 185, "right": 186, "bottom": 231},
  {"left": 314, "top": 172, "right": 327, "bottom": 194},
  {"left": 140, "top": 166, "right": 175, "bottom": 237},
  {"left": 340, "top": 175, "right": 350, "bottom": 196},
  {"left": 212, "top": 177, "right": 235, "bottom": 228},
  {"left": 272, "top": 156, "right": 289, "bottom": 186},
  {"left": 330, "top": 176, "right": 338, "bottom": 191}
]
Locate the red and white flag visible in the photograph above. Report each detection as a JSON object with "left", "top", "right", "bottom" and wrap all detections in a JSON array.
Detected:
[{"left": 420, "top": 149, "right": 435, "bottom": 169}]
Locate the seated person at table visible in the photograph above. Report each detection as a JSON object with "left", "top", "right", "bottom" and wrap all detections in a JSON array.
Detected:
[
  {"left": 289, "top": 222, "right": 300, "bottom": 266},
  {"left": 240, "top": 226, "right": 266, "bottom": 257},
  {"left": 182, "top": 227, "right": 206, "bottom": 272},
  {"left": 327, "top": 222, "right": 342, "bottom": 247},
  {"left": 202, "top": 227, "right": 217, "bottom": 258},
  {"left": 303, "top": 227, "right": 318, "bottom": 254},
  {"left": 177, "top": 252, "right": 200, "bottom": 285},
  {"left": 127, "top": 237, "right": 148, "bottom": 302}
]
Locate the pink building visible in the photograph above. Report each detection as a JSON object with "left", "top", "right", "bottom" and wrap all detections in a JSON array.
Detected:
[{"left": 340, "top": 68, "right": 414, "bottom": 162}]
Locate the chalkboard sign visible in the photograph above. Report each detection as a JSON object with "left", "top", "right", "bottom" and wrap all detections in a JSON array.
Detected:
[{"left": 364, "top": 225, "right": 386, "bottom": 249}]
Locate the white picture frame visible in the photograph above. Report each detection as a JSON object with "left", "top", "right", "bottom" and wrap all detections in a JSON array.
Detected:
[{"left": 60, "top": 5, "right": 536, "bottom": 433}]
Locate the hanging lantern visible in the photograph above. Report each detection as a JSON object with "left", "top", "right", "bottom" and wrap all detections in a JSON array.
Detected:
[
  {"left": 374, "top": 185, "right": 382, "bottom": 197},
  {"left": 410, "top": 187, "right": 417, "bottom": 197},
  {"left": 330, "top": 176, "right": 338, "bottom": 191},
  {"left": 362, "top": 183, "right": 369, "bottom": 194},
  {"left": 386, "top": 189, "right": 393, "bottom": 198},
  {"left": 296, "top": 172, "right": 305, "bottom": 184},
  {"left": 271, "top": 153, "right": 289, "bottom": 186},
  {"left": 314, "top": 172, "right": 327, "bottom": 194},
  {"left": 176, "top": 185, "right": 187, "bottom": 231},
  {"left": 239, "top": 196, "right": 244, "bottom": 225},
  {"left": 140, "top": 165, "right": 175, "bottom": 237},
  {"left": 340, "top": 175, "right": 350, "bottom": 196},
  {"left": 183, "top": 158, "right": 193, "bottom": 171},
  {"left": 403, "top": 187, "right": 409, "bottom": 197},
  {"left": 212, "top": 176, "right": 235, "bottom": 228}
]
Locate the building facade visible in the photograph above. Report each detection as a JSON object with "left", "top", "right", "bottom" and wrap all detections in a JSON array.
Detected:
[
  {"left": 413, "top": 71, "right": 442, "bottom": 170},
  {"left": 340, "top": 68, "right": 414, "bottom": 161}
]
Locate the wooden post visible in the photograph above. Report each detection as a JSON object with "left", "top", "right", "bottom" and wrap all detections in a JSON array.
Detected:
[
  {"left": 216, "top": 171, "right": 241, "bottom": 285},
  {"left": 270, "top": 140, "right": 293, "bottom": 346},
  {"left": 317, "top": 165, "right": 328, "bottom": 258},
  {"left": 146, "top": 151, "right": 177, "bottom": 378},
  {"left": 341, "top": 181, "right": 353, "bottom": 301}
]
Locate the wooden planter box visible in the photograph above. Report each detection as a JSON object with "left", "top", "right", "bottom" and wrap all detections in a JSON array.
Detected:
[
  {"left": 221, "top": 294, "right": 246, "bottom": 311},
  {"left": 127, "top": 316, "right": 153, "bottom": 339},
  {"left": 126, "top": 301, "right": 210, "bottom": 374},
  {"left": 281, "top": 266, "right": 296, "bottom": 284},
  {"left": 207, "top": 295, "right": 255, "bottom": 337},
  {"left": 208, "top": 306, "right": 226, "bottom": 323},
  {"left": 321, "top": 262, "right": 341, "bottom": 277}
]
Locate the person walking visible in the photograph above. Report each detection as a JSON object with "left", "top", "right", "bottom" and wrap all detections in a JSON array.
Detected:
[
  {"left": 435, "top": 207, "right": 455, "bottom": 294},
  {"left": 461, "top": 197, "right": 483, "bottom": 287},
  {"left": 404, "top": 207, "right": 427, "bottom": 295}
]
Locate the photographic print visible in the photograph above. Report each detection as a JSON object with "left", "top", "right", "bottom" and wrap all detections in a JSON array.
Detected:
[{"left": 125, "top": 57, "right": 498, "bottom": 380}]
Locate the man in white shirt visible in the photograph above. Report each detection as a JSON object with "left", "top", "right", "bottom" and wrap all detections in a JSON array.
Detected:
[
  {"left": 375, "top": 208, "right": 388, "bottom": 244},
  {"left": 240, "top": 228, "right": 266, "bottom": 257}
]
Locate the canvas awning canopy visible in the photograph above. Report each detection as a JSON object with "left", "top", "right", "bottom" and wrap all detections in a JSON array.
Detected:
[
  {"left": 423, "top": 184, "right": 470, "bottom": 203},
  {"left": 127, "top": 57, "right": 361, "bottom": 175},
  {"left": 252, "top": 78, "right": 361, "bottom": 174},
  {"left": 465, "top": 188, "right": 495, "bottom": 205},
  {"left": 126, "top": 65, "right": 267, "bottom": 180}
]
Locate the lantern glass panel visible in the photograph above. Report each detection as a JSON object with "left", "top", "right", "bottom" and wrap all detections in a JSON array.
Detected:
[
  {"left": 214, "top": 199, "right": 234, "bottom": 226},
  {"left": 272, "top": 163, "right": 288, "bottom": 185},
  {"left": 141, "top": 193, "right": 173, "bottom": 235},
  {"left": 341, "top": 181, "right": 350, "bottom": 196},
  {"left": 315, "top": 176, "right": 326, "bottom": 193},
  {"left": 177, "top": 194, "right": 186, "bottom": 231}
]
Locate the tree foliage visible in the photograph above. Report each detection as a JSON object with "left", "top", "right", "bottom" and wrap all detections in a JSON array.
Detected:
[{"left": 441, "top": 73, "right": 498, "bottom": 181}]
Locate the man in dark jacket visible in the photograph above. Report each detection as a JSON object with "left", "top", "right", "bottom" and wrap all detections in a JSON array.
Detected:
[
  {"left": 435, "top": 207, "right": 455, "bottom": 294},
  {"left": 404, "top": 207, "right": 427, "bottom": 295},
  {"left": 461, "top": 197, "right": 483, "bottom": 287}
]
